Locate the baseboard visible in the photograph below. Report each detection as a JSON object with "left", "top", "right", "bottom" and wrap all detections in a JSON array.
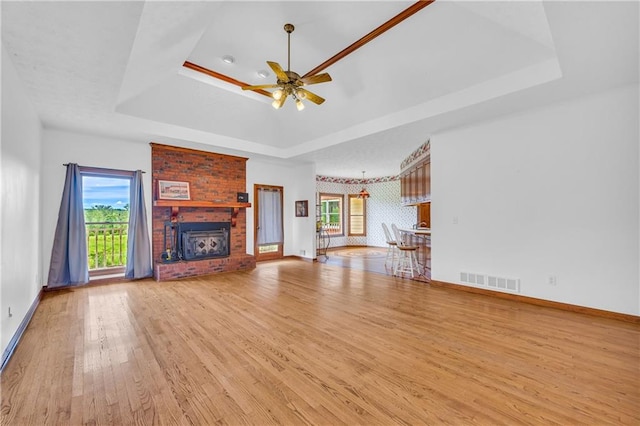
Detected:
[
  {"left": 288, "top": 255, "right": 313, "bottom": 262},
  {"left": 430, "top": 280, "right": 640, "bottom": 324},
  {"left": 258, "top": 255, "right": 312, "bottom": 263},
  {"left": 1, "top": 287, "right": 43, "bottom": 371}
]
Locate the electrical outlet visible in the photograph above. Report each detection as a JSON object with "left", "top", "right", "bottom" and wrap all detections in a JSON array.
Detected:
[
  {"left": 548, "top": 275, "right": 557, "bottom": 286},
  {"left": 300, "top": 250, "right": 306, "bottom": 256},
  {"left": 8, "top": 307, "right": 12, "bottom": 317}
]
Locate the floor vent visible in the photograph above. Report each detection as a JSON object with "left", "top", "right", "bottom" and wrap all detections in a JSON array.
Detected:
[
  {"left": 461, "top": 272, "right": 520, "bottom": 293},
  {"left": 460, "top": 272, "right": 485, "bottom": 286},
  {"left": 487, "top": 275, "right": 520, "bottom": 293}
]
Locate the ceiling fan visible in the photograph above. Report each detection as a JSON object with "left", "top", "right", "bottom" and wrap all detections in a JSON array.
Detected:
[{"left": 242, "top": 23, "right": 332, "bottom": 111}]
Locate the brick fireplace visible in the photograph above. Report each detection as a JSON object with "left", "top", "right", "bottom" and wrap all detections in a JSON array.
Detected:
[{"left": 151, "top": 143, "right": 255, "bottom": 281}]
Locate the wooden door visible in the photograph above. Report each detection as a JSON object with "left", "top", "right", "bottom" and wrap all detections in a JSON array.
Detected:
[
  {"left": 423, "top": 161, "right": 431, "bottom": 202},
  {"left": 401, "top": 172, "right": 409, "bottom": 205},
  {"left": 409, "top": 168, "right": 418, "bottom": 204},
  {"left": 416, "top": 203, "right": 431, "bottom": 228},
  {"left": 416, "top": 162, "right": 425, "bottom": 203}
]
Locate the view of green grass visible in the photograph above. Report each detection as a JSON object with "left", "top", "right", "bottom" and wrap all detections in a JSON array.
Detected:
[{"left": 85, "top": 205, "right": 129, "bottom": 269}]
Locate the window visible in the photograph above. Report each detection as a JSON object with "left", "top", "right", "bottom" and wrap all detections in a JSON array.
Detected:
[
  {"left": 348, "top": 195, "right": 366, "bottom": 236},
  {"left": 320, "top": 193, "right": 343, "bottom": 236},
  {"left": 258, "top": 244, "right": 279, "bottom": 254},
  {"left": 81, "top": 169, "right": 132, "bottom": 275}
]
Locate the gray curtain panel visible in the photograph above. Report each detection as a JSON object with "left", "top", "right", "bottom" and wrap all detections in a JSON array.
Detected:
[
  {"left": 257, "top": 188, "right": 283, "bottom": 245},
  {"left": 47, "top": 163, "right": 89, "bottom": 287},
  {"left": 125, "top": 170, "right": 152, "bottom": 279}
]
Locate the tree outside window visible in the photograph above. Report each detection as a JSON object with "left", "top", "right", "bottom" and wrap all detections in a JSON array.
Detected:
[{"left": 319, "top": 193, "right": 343, "bottom": 236}]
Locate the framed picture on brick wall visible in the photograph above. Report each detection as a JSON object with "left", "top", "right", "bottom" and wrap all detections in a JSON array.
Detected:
[{"left": 158, "top": 180, "right": 191, "bottom": 200}]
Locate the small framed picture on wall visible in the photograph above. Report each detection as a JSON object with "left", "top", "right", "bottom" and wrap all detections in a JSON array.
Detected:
[{"left": 295, "top": 200, "right": 308, "bottom": 217}]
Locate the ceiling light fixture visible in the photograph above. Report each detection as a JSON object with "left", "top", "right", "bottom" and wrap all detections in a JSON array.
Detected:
[
  {"left": 222, "top": 55, "right": 235, "bottom": 64},
  {"left": 358, "top": 171, "right": 370, "bottom": 199},
  {"left": 257, "top": 69, "right": 269, "bottom": 79}
]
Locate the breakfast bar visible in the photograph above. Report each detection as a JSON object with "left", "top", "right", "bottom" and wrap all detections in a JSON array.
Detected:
[{"left": 397, "top": 227, "right": 431, "bottom": 279}]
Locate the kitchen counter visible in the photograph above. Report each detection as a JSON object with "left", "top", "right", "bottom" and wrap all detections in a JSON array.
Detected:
[
  {"left": 396, "top": 227, "right": 431, "bottom": 277},
  {"left": 398, "top": 227, "right": 431, "bottom": 235}
]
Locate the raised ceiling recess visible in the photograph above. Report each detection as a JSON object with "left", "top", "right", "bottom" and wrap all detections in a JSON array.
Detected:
[{"left": 184, "top": 1, "right": 434, "bottom": 112}]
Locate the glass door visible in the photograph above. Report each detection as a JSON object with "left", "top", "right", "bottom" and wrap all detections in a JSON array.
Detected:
[{"left": 254, "top": 184, "right": 284, "bottom": 261}]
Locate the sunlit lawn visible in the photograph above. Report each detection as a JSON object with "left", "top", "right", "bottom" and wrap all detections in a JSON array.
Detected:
[
  {"left": 87, "top": 229, "right": 128, "bottom": 269},
  {"left": 84, "top": 206, "right": 129, "bottom": 269}
]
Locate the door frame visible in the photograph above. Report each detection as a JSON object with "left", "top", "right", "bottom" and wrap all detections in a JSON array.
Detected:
[{"left": 253, "top": 184, "right": 284, "bottom": 262}]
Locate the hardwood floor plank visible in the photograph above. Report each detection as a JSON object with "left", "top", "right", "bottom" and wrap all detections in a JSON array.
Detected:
[{"left": 2, "top": 258, "right": 638, "bottom": 424}]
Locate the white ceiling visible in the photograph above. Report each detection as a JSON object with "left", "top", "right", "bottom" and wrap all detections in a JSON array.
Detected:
[{"left": 2, "top": 1, "right": 638, "bottom": 178}]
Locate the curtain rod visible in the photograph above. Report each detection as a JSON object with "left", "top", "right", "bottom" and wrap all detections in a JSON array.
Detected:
[{"left": 62, "top": 164, "right": 145, "bottom": 173}]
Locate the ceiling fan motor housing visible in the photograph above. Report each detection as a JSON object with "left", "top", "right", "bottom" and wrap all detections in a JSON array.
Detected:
[{"left": 281, "top": 71, "right": 302, "bottom": 85}]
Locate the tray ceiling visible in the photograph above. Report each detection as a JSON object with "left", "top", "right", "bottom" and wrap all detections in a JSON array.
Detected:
[{"left": 2, "top": 1, "right": 637, "bottom": 178}]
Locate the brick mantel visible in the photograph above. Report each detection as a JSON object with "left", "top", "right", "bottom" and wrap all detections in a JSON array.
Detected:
[{"left": 150, "top": 143, "right": 255, "bottom": 281}]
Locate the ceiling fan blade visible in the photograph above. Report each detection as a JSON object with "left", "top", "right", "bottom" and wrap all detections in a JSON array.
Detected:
[
  {"left": 241, "top": 84, "right": 279, "bottom": 91},
  {"left": 300, "top": 73, "right": 332, "bottom": 85},
  {"left": 298, "top": 88, "right": 325, "bottom": 105},
  {"left": 267, "top": 61, "right": 289, "bottom": 83}
]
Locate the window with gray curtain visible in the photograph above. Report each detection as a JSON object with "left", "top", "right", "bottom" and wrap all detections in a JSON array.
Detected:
[{"left": 47, "top": 164, "right": 151, "bottom": 286}]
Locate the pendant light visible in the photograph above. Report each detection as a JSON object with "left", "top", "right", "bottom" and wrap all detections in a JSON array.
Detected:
[{"left": 358, "top": 171, "right": 370, "bottom": 199}]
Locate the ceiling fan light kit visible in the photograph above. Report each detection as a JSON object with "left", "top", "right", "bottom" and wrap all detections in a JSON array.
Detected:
[{"left": 242, "top": 23, "right": 332, "bottom": 111}]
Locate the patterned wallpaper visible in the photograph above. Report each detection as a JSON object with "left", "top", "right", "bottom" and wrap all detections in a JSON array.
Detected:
[
  {"left": 316, "top": 179, "right": 416, "bottom": 249},
  {"left": 316, "top": 175, "right": 399, "bottom": 184},
  {"left": 400, "top": 139, "right": 430, "bottom": 172}
]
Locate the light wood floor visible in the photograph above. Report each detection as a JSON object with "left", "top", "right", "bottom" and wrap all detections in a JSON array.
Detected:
[
  {"left": 322, "top": 246, "right": 430, "bottom": 281},
  {"left": 321, "top": 246, "right": 391, "bottom": 275},
  {"left": 2, "top": 258, "right": 638, "bottom": 425}
]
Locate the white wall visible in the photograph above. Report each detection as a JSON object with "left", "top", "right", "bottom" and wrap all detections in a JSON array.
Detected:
[
  {"left": 316, "top": 179, "right": 416, "bottom": 249},
  {"left": 246, "top": 158, "right": 316, "bottom": 259},
  {"left": 40, "top": 131, "right": 316, "bottom": 268},
  {"left": 432, "top": 84, "right": 639, "bottom": 315},
  {"left": 1, "top": 45, "right": 43, "bottom": 354},
  {"left": 40, "top": 129, "right": 152, "bottom": 282}
]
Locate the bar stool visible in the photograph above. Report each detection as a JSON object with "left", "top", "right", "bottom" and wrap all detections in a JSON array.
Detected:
[
  {"left": 381, "top": 223, "right": 398, "bottom": 271},
  {"left": 391, "top": 224, "right": 420, "bottom": 278}
]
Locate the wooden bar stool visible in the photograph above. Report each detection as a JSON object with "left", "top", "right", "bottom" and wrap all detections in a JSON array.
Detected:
[
  {"left": 381, "top": 223, "right": 398, "bottom": 271},
  {"left": 391, "top": 224, "right": 420, "bottom": 278}
]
